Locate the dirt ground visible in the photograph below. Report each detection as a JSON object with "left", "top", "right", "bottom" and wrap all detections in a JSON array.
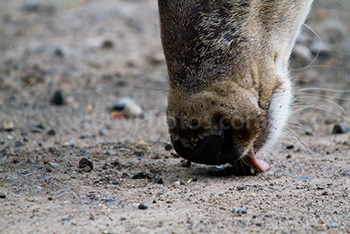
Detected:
[{"left": 1, "top": 0, "right": 350, "bottom": 233}]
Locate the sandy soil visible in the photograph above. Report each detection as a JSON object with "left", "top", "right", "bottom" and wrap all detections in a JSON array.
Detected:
[{"left": 0, "top": 0, "right": 350, "bottom": 233}]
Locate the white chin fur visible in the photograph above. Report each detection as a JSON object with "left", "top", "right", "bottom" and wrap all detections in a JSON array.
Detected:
[{"left": 257, "top": 62, "right": 293, "bottom": 157}]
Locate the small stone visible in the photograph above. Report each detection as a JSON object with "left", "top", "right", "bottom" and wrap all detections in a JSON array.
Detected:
[
  {"left": 50, "top": 90, "right": 64, "bottom": 106},
  {"left": 79, "top": 158, "right": 93, "bottom": 171},
  {"left": 63, "top": 139, "right": 75, "bottom": 147},
  {"left": 286, "top": 154, "right": 292, "bottom": 159},
  {"left": 131, "top": 172, "right": 150, "bottom": 179},
  {"left": 27, "top": 158, "right": 35, "bottom": 163},
  {"left": 332, "top": 123, "right": 350, "bottom": 134},
  {"left": 327, "top": 221, "right": 338, "bottom": 229},
  {"left": 120, "top": 217, "right": 126, "bottom": 221},
  {"left": 31, "top": 124, "right": 45, "bottom": 133},
  {"left": 309, "top": 41, "right": 333, "bottom": 58},
  {"left": 13, "top": 158, "right": 19, "bottom": 164},
  {"left": 237, "top": 186, "right": 245, "bottom": 191},
  {"left": 180, "top": 160, "right": 191, "bottom": 168},
  {"left": 54, "top": 48, "right": 64, "bottom": 57},
  {"left": 111, "top": 159, "right": 120, "bottom": 167},
  {"left": 111, "top": 180, "right": 119, "bottom": 185},
  {"left": 121, "top": 172, "right": 129, "bottom": 178},
  {"left": 152, "top": 177, "right": 164, "bottom": 184},
  {"left": 286, "top": 145, "right": 294, "bottom": 150},
  {"left": 89, "top": 215, "right": 95, "bottom": 220},
  {"left": 101, "top": 40, "right": 114, "bottom": 49},
  {"left": 15, "top": 140, "right": 24, "bottom": 147},
  {"left": 47, "top": 129, "right": 56, "bottom": 136},
  {"left": 110, "top": 98, "right": 142, "bottom": 118},
  {"left": 172, "top": 181, "right": 181, "bottom": 188},
  {"left": 99, "top": 128, "right": 108, "bottom": 137},
  {"left": 138, "top": 203, "right": 148, "bottom": 210},
  {"left": 3, "top": 121, "right": 14, "bottom": 132},
  {"left": 232, "top": 208, "right": 247, "bottom": 215},
  {"left": 293, "top": 44, "right": 313, "bottom": 63},
  {"left": 164, "top": 144, "right": 173, "bottom": 151},
  {"left": 49, "top": 162, "right": 59, "bottom": 168},
  {"left": 0, "top": 193, "right": 6, "bottom": 199}
]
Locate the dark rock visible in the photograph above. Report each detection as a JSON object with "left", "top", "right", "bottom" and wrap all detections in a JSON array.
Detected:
[
  {"left": 332, "top": 123, "right": 350, "bottom": 134},
  {"left": 180, "top": 160, "right": 191, "bottom": 168},
  {"left": 50, "top": 90, "right": 64, "bottom": 106},
  {"left": 102, "top": 40, "right": 114, "bottom": 49},
  {"left": 164, "top": 143, "right": 173, "bottom": 151},
  {"left": 78, "top": 158, "right": 93, "bottom": 171},
  {"left": 237, "top": 186, "right": 245, "bottom": 191},
  {"left": 138, "top": 203, "right": 148, "bottom": 210},
  {"left": 121, "top": 172, "right": 129, "bottom": 178},
  {"left": 286, "top": 145, "right": 294, "bottom": 150},
  {"left": 152, "top": 177, "right": 164, "bottom": 184},
  {"left": 54, "top": 48, "right": 64, "bottom": 57},
  {"left": 15, "top": 140, "right": 24, "bottom": 147},
  {"left": 0, "top": 193, "right": 6, "bottom": 199},
  {"left": 111, "top": 180, "right": 119, "bottom": 185},
  {"left": 120, "top": 217, "right": 127, "bottom": 221},
  {"left": 111, "top": 159, "right": 120, "bottom": 167},
  {"left": 286, "top": 154, "right": 292, "bottom": 159},
  {"left": 232, "top": 207, "right": 247, "bottom": 215},
  {"left": 13, "top": 158, "right": 19, "bottom": 164},
  {"left": 99, "top": 128, "right": 108, "bottom": 137},
  {"left": 31, "top": 124, "right": 45, "bottom": 133},
  {"left": 47, "top": 129, "right": 56, "bottom": 136},
  {"left": 131, "top": 172, "right": 150, "bottom": 179}
]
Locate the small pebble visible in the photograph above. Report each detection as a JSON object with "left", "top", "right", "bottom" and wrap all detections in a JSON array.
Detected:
[
  {"left": 111, "top": 180, "right": 119, "bottom": 185},
  {"left": 120, "top": 217, "right": 126, "bottom": 221},
  {"left": 54, "top": 48, "right": 64, "bottom": 57},
  {"left": 180, "top": 160, "right": 191, "bottom": 168},
  {"left": 131, "top": 172, "right": 149, "bottom": 179},
  {"left": 47, "top": 129, "right": 56, "bottom": 136},
  {"left": 79, "top": 158, "right": 93, "bottom": 171},
  {"left": 152, "top": 177, "right": 164, "bottom": 184},
  {"left": 99, "top": 128, "right": 108, "bottom": 137},
  {"left": 286, "top": 154, "right": 292, "bottom": 159},
  {"left": 138, "top": 203, "right": 148, "bottom": 210},
  {"left": 50, "top": 90, "right": 65, "bottom": 106},
  {"left": 164, "top": 144, "right": 173, "bottom": 151},
  {"left": 110, "top": 98, "right": 142, "bottom": 118},
  {"left": 232, "top": 207, "right": 247, "bottom": 215},
  {"left": 3, "top": 121, "right": 14, "bottom": 132},
  {"left": 0, "top": 193, "right": 6, "bottom": 199},
  {"left": 327, "top": 221, "right": 338, "bottom": 229},
  {"left": 101, "top": 40, "right": 114, "bottom": 49},
  {"left": 309, "top": 41, "right": 333, "bottom": 58},
  {"left": 111, "top": 159, "right": 120, "bottom": 167},
  {"left": 332, "top": 123, "right": 350, "bottom": 134},
  {"left": 27, "top": 158, "right": 35, "bottom": 163}
]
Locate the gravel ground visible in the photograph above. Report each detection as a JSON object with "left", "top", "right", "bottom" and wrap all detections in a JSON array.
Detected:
[{"left": 0, "top": 0, "right": 350, "bottom": 233}]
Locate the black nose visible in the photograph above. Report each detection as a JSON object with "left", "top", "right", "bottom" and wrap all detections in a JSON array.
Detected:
[{"left": 172, "top": 133, "right": 240, "bottom": 165}]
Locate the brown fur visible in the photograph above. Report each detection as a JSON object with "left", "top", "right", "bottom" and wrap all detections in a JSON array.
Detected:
[{"left": 159, "top": 0, "right": 312, "bottom": 164}]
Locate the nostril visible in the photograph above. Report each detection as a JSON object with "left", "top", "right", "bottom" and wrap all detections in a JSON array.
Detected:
[{"left": 172, "top": 135, "right": 223, "bottom": 165}]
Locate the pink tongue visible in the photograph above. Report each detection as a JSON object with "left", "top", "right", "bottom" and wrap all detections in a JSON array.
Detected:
[{"left": 245, "top": 151, "right": 270, "bottom": 172}]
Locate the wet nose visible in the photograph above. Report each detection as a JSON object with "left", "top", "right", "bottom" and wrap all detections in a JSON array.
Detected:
[{"left": 172, "top": 135, "right": 224, "bottom": 165}]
